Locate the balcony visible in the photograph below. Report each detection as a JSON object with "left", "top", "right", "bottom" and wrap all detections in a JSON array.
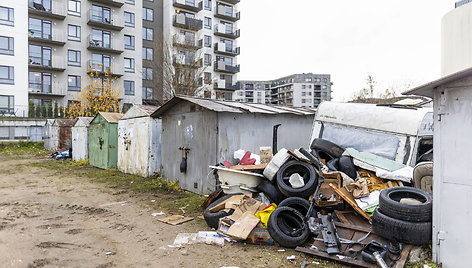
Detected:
[
  {"left": 214, "top": 61, "right": 239, "bottom": 74},
  {"left": 28, "top": 56, "right": 65, "bottom": 72},
  {"left": 214, "top": 80, "right": 239, "bottom": 91},
  {"left": 173, "top": 55, "right": 202, "bottom": 69},
  {"left": 214, "top": 24, "right": 240, "bottom": 39},
  {"left": 88, "top": 0, "right": 124, "bottom": 8},
  {"left": 214, "top": 43, "right": 239, "bottom": 56},
  {"left": 29, "top": 80, "right": 66, "bottom": 97},
  {"left": 28, "top": 0, "right": 66, "bottom": 20},
  {"left": 173, "top": 14, "right": 203, "bottom": 31},
  {"left": 87, "top": 10, "right": 124, "bottom": 31},
  {"left": 215, "top": 5, "right": 240, "bottom": 22},
  {"left": 173, "top": 0, "right": 203, "bottom": 12},
  {"left": 87, "top": 35, "right": 124, "bottom": 54},
  {"left": 87, "top": 60, "right": 123, "bottom": 77},
  {"left": 28, "top": 30, "right": 65, "bottom": 46},
  {"left": 172, "top": 34, "right": 203, "bottom": 50},
  {"left": 218, "top": 0, "right": 240, "bottom": 5}
]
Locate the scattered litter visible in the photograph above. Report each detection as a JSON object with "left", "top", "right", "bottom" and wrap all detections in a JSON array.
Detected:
[
  {"left": 336, "top": 255, "right": 346, "bottom": 260},
  {"left": 277, "top": 249, "right": 285, "bottom": 252},
  {"left": 151, "top": 212, "right": 165, "bottom": 217},
  {"left": 172, "top": 232, "right": 225, "bottom": 247},
  {"left": 312, "top": 261, "right": 320, "bottom": 264},
  {"left": 151, "top": 200, "right": 156, "bottom": 203},
  {"left": 289, "top": 173, "right": 305, "bottom": 188},
  {"left": 130, "top": 181, "right": 134, "bottom": 184},
  {"left": 105, "top": 251, "right": 115, "bottom": 255},
  {"left": 158, "top": 215, "right": 194, "bottom": 225},
  {"left": 287, "top": 255, "right": 296, "bottom": 261}
]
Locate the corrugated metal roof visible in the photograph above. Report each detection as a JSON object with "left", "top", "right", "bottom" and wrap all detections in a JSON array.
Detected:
[
  {"left": 151, "top": 96, "right": 317, "bottom": 117},
  {"left": 100, "top": 112, "right": 123, "bottom": 123},
  {"left": 135, "top": 104, "right": 160, "bottom": 115},
  {"left": 55, "top": 119, "right": 77, "bottom": 127},
  {"left": 75, "top": 117, "right": 93, "bottom": 127}
]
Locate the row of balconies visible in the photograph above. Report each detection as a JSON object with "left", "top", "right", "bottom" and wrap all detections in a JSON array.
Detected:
[
  {"left": 28, "top": 80, "right": 66, "bottom": 97},
  {"left": 28, "top": 0, "right": 125, "bottom": 21},
  {"left": 214, "top": 80, "right": 239, "bottom": 91},
  {"left": 173, "top": 0, "right": 240, "bottom": 21},
  {"left": 173, "top": 14, "right": 240, "bottom": 39},
  {"left": 214, "top": 61, "right": 240, "bottom": 74},
  {"left": 28, "top": 56, "right": 124, "bottom": 76}
]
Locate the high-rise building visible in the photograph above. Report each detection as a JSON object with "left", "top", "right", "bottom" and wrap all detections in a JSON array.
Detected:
[
  {"left": 143, "top": 0, "right": 240, "bottom": 104},
  {"left": 237, "top": 73, "right": 332, "bottom": 108}
]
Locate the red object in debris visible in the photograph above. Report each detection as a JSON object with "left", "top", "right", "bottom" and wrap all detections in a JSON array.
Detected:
[
  {"left": 239, "top": 151, "right": 256, "bottom": 165},
  {"left": 223, "top": 161, "right": 233, "bottom": 168}
]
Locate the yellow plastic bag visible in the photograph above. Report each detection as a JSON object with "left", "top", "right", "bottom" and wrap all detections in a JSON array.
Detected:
[{"left": 255, "top": 203, "right": 277, "bottom": 227}]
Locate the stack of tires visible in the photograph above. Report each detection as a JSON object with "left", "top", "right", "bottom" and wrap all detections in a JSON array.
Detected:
[{"left": 372, "top": 187, "right": 432, "bottom": 245}]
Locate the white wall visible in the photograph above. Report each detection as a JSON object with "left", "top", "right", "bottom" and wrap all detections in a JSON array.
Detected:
[{"left": 0, "top": 0, "right": 28, "bottom": 117}]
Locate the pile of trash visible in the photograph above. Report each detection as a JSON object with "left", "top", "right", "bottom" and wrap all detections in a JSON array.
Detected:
[
  {"left": 202, "top": 138, "right": 432, "bottom": 266},
  {"left": 50, "top": 148, "right": 72, "bottom": 160}
]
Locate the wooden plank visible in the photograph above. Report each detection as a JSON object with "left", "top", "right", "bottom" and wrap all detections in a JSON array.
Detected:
[
  {"left": 229, "top": 164, "right": 267, "bottom": 171},
  {"left": 394, "top": 244, "right": 413, "bottom": 268},
  {"left": 334, "top": 221, "right": 372, "bottom": 234},
  {"left": 295, "top": 246, "right": 372, "bottom": 268},
  {"left": 157, "top": 215, "right": 194, "bottom": 225},
  {"left": 335, "top": 210, "right": 354, "bottom": 225},
  {"left": 329, "top": 183, "right": 372, "bottom": 222}
]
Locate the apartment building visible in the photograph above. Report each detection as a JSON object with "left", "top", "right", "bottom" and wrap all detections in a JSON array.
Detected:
[
  {"left": 140, "top": 0, "right": 240, "bottom": 103},
  {"left": 236, "top": 73, "right": 332, "bottom": 108},
  {"left": 0, "top": 1, "right": 28, "bottom": 117},
  {"left": 25, "top": 0, "right": 143, "bottom": 115}
]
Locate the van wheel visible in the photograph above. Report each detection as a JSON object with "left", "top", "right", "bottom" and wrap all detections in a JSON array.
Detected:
[
  {"left": 310, "top": 138, "right": 344, "bottom": 161},
  {"left": 379, "top": 187, "right": 432, "bottom": 222}
]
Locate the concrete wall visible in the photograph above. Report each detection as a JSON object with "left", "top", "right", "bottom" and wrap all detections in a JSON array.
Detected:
[{"left": 442, "top": 3, "right": 472, "bottom": 76}]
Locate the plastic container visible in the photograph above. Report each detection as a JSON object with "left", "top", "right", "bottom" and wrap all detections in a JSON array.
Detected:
[
  {"left": 263, "top": 148, "right": 290, "bottom": 181},
  {"left": 209, "top": 166, "right": 265, "bottom": 194}
]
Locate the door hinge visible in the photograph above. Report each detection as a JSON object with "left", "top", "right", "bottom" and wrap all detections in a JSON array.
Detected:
[{"left": 437, "top": 230, "right": 446, "bottom": 245}]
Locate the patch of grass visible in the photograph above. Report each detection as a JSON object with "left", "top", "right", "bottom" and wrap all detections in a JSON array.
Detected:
[
  {"left": 0, "top": 141, "right": 47, "bottom": 156},
  {"left": 159, "top": 192, "right": 207, "bottom": 216}
]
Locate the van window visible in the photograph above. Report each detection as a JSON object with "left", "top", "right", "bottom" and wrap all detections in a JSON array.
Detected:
[{"left": 320, "top": 123, "right": 400, "bottom": 160}]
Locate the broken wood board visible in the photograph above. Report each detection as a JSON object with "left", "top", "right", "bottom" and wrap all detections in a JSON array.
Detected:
[
  {"left": 201, "top": 188, "right": 224, "bottom": 209},
  {"left": 296, "top": 221, "right": 412, "bottom": 268},
  {"left": 335, "top": 210, "right": 371, "bottom": 229},
  {"left": 329, "top": 183, "right": 372, "bottom": 222},
  {"left": 158, "top": 215, "right": 193, "bottom": 225},
  {"left": 229, "top": 164, "right": 267, "bottom": 171}
]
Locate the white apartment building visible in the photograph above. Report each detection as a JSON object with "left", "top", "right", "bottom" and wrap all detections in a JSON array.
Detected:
[
  {"left": 158, "top": 0, "right": 240, "bottom": 101},
  {"left": 237, "top": 73, "right": 332, "bottom": 108},
  {"left": 0, "top": 1, "right": 28, "bottom": 117},
  {"left": 0, "top": 0, "right": 144, "bottom": 117}
]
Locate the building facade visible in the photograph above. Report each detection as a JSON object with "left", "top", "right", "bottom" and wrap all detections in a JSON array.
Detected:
[{"left": 237, "top": 73, "right": 332, "bottom": 108}]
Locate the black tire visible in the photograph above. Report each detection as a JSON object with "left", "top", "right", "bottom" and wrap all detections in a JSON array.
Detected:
[
  {"left": 276, "top": 160, "right": 318, "bottom": 198},
  {"left": 203, "top": 194, "right": 240, "bottom": 229},
  {"left": 278, "top": 197, "right": 312, "bottom": 217},
  {"left": 338, "top": 156, "right": 357, "bottom": 179},
  {"left": 256, "top": 180, "right": 285, "bottom": 205},
  {"left": 379, "top": 187, "right": 432, "bottom": 222},
  {"left": 310, "top": 138, "right": 344, "bottom": 161},
  {"left": 372, "top": 208, "right": 431, "bottom": 245},
  {"left": 267, "top": 207, "right": 310, "bottom": 248},
  {"left": 326, "top": 158, "right": 339, "bottom": 171}
]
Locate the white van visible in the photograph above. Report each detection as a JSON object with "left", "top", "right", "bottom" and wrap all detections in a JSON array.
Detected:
[{"left": 310, "top": 102, "right": 433, "bottom": 167}]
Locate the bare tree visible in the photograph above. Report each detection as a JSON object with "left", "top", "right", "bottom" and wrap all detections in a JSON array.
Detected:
[{"left": 352, "top": 74, "right": 377, "bottom": 101}]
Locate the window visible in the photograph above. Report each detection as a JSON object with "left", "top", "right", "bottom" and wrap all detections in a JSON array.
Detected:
[
  {"left": 308, "top": 92, "right": 312, "bottom": 96},
  {"left": 29, "top": 18, "right": 52, "bottom": 40},
  {"left": 91, "top": 53, "right": 111, "bottom": 72},
  {"left": 143, "top": 8, "right": 153, "bottom": 21},
  {"left": 142, "top": 87, "right": 152, "bottom": 99},
  {"left": 323, "top": 78, "right": 327, "bottom": 83},
  {"left": 204, "top": 17, "right": 211, "bottom": 29},
  {"left": 91, "top": 5, "right": 111, "bottom": 23},
  {"left": 305, "top": 78, "right": 312, "bottom": 82},
  {"left": 204, "top": 35, "right": 211, "bottom": 47},
  {"left": 125, "top": 0, "right": 135, "bottom": 4},
  {"left": 307, "top": 99, "right": 312, "bottom": 103},
  {"left": 322, "top": 85, "right": 327, "bottom": 89},
  {"left": 301, "top": 99, "right": 306, "bottom": 103},
  {"left": 257, "top": 92, "right": 261, "bottom": 97},
  {"left": 0, "top": 95, "right": 14, "bottom": 115},
  {"left": 68, "top": 50, "right": 81, "bottom": 67},
  {"left": 0, "top": 36, "right": 14, "bottom": 55},
  {"left": 29, "top": 45, "right": 51, "bottom": 66},
  {"left": 142, "top": 67, "right": 153, "bottom": 80},
  {"left": 204, "top": 53, "right": 211, "bottom": 65},
  {"left": 124, "top": 12, "right": 135, "bottom": 27},
  {"left": 91, "top": 29, "right": 111, "bottom": 48},
  {"left": 308, "top": 85, "right": 312, "bottom": 89},
  {"left": 123, "top": 103, "right": 133, "bottom": 113},
  {"left": 0, "top": 66, "right": 14, "bottom": 84},
  {"left": 143, "top": 27, "right": 153, "bottom": 40},
  {"left": 68, "top": 0, "right": 80, "bottom": 16},
  {"left": 0, "top": 6, "right": 14, "bottom": 26},
  {"left": 301, "top": 92, "right": 306, "bottom": 96},
  {"left": 124, "top": 35, "right": 135, "bottom": 50},
  {"left": 68, "top": 75, "right": 81, "bottom": 91},
  {"left": 143, "top": 47, "right": 153, "bottom": 60},
  {"left": 68, "top": 24, "right": 80, "bottom": 41},
  {"left": 29, "top": 71, "right": 51, "bottom": 92},
  {"left": 204, "top": 72, "right": 211, "bottom": 85},
  {"left": 124, "top": 80, "right": 135, "bottom": 95},
  {"left": 204, "top": 0, "right": 211, "bottom": 10},
  {"left": 124, "top": 58, "right": 134, "bottom": 72},
  {"left": 301, "top": 84, "right": 306, "bottom": 89}
]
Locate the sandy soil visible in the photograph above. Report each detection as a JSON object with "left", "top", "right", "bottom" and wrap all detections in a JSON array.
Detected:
[{"left": 0, "top": 157, "right": 313, "bottom": 268}]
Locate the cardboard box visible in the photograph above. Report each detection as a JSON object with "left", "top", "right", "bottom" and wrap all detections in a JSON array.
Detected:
[
  {"left": 209, "top": 194, "right": 247, "bottom": 213},
  {"left": 246, "top": 222, "right": 273, "bottom": 245},
  {"left": 315, "top": 172, "right": 344, "bottom": 208},
  {"left": 226, "top": 211, "right": 260, "bottom": 240},
  {"left": 230, "top": 197, "right": 266, "bottom": 221}
]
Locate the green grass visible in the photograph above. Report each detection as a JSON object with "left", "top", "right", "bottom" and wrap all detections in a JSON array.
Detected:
[{"left": 0, "top": 141, "right": 47, "bottom": 157}]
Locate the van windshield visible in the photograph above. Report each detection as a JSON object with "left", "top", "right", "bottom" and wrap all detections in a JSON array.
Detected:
[{"left": 320, "top": 123, "right": 400, "bottom": 160}]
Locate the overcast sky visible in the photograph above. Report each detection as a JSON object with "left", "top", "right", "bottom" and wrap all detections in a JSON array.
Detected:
[{"left": 237, "top": 0, "right": 457, "bottom": 101}]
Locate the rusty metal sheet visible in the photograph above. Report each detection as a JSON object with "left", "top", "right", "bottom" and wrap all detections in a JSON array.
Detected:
[{"left": 55, "top": 119, "right": 76, "bottom": 127}]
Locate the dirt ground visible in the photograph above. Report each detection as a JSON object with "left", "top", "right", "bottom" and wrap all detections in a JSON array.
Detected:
[{"left": 0, "top": 155, "right": 323, "bottom": 268}]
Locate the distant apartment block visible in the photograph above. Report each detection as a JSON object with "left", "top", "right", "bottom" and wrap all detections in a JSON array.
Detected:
[{"left": 236, "top": 73, "right": 332, "bottom": 108}]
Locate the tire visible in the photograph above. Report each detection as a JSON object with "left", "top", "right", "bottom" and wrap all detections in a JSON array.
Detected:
[
  {"left": 204, "top": 194, "right": 240, "bottom": 229},
  {"left": 267, "top": 207, "right": 310, "bottom": 248},
  {"left": 276, "top": 160, "right": 318, "bottom": 198},
  {"left": 372, "top": 208, "right": 431, "bottom": 245},
  {"left": 379, "top": 187, "right": 432, "bottom": 222},
  {"left": 278, "top": 197, "right": 312, "bottom": 217},
  {"left": 256, "top": 180, "right": 285, "bottom": 205},
  {"left": 326, "top": 158, "right": 339, "bottom": 171},
  {"left": 310, "top": 138, "right": 344, "bottom": 161},
  {"left": 338, "top": 156, "right": 357, "bottom": 179}
]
